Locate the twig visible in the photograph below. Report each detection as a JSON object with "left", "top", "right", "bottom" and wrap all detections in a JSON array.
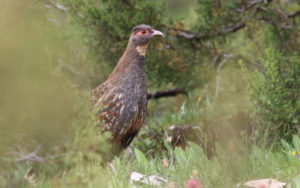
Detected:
[
  {"left": 257, "top": 7, "right": 300, "bottom": 28},
  {"left": 46, "top": 0, "right": 68, "bottom": 11},
  {"left": 287, "top": 9, "right": 300, "bottom": 18},
  {"left": 11, "top": 144, "right": 49, "bottom": 163},
  {"left": 107, "top": 162, "right": 117, "bottom": 175},
  {"left": 11, "top": 144, "right": 47, "bottom": 163},
  {"left": 176, "top": 21, "right": 246, "bottom": 41},
  {"left": 176, "top": 2, "right": 299, "bottom": 41},
  {"left": 214, "top": 54, "right": 233, "bottom": 101},
  {"left": 147, "top": 88, "right": 185, "bottom": 100},
  {"left": 271, "top": 8, "right": 288, "bottom": 20},
  {"left": 236, "top": 0, "right": 261, "bottom": 12},
  {"left": 11, "top": 145, "right": 66, "bottom": 163},
  {"left": 198, "top": 80, "right": 212, "bottom": 106}
]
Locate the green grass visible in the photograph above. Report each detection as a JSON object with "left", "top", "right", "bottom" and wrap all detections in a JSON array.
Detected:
[
  {"left": 2, "top": 106, "right": 300, "bottom": 188},
  {"left": 1, "top": 1, "right": 300, "bottom": 187},
  {"left": 34, "top": 141, "right": 300, "bottom": 188},
  {"left": 55, "top": 138, "right": 300, "bottom": 187}
]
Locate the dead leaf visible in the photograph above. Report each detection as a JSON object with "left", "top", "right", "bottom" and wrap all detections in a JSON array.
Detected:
[
  {"left": 24, "top": 168, "right": 39, "bottom": 185},
  {"left": 244, "top": 178, "right": 286, "bottom": 188},
  {"left": 129, "top": 171, "right": 168, "bottom": 186},
  {"left": 163, "top": 158, "right": 169, "bottom": 167}
]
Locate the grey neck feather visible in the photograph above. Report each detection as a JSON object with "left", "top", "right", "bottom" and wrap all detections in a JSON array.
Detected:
[{"left": 124, "top": 40, "right": 145, "bottom": 69}]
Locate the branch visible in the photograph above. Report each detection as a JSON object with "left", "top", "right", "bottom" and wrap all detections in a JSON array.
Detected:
[
  {"left": 11, "top": 144, "right": 48, "bottom": 163},
  {"left": 175, "top": 2, "right": 300, "bottom": 41},
  {"left": 214, "top": 54, "right": 233, "bottom": 101},
  {"left": 236, "top": 0, "right": 261, "bottom": 12},
  {"left": 45, "top": 0, "right": 68, "bottom": 11},
  {"left": 257, "top": 8, "right": 300, "bottom": 29},
  {"left": 147, "top": 88, "right": 185, "bottom": 100},
  {"left": 176, "top": 21, "right": 246, "bottom": 41},
  {"left": 175, "top": 0, "right": 260, "bottom": 41},
  {"left": 287, "top": 9, "right": 300, "bottom": 18}
]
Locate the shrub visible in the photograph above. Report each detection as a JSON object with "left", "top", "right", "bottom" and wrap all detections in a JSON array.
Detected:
[{"left": 244, "top": 46, "right": 299, "bottom": 144}]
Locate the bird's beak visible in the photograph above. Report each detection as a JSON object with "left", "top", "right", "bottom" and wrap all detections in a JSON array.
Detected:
[{"left": 151, "top": 29, "right": 165, "bottom": 38}]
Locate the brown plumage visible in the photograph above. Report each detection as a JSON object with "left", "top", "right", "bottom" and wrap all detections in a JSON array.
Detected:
[{"left": 91, "top": 24, "right": 164, "bottom": 154}]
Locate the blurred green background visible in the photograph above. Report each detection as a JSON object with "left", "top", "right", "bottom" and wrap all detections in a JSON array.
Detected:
[{"left": 0, "top": 0, "right": 299, "bottom": 187}]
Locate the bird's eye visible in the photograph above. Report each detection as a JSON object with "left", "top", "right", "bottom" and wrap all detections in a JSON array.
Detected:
[{"left": 136, "top": 29, "right": 149, "bottom": 35}]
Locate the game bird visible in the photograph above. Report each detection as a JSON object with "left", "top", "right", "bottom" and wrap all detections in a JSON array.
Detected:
[{"left": 91, "top": 24, "right": 164, "bottom": 155}]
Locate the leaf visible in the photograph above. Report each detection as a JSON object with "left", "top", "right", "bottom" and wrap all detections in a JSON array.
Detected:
[
  {"left": 163, "top": 139, "right": 173, "bottom": 156},
  {"left": 188, "top": 142, "right": 205, "bottom": 159},
  {"left": 293, "top": 135, "right": 300, "bottom": 153},
  {"left": 134, "top": 148, "right": 148, "bottom": 166},
  {"left": 24, "top": 168, "right": 39, "bottom": 185},
  {"left": 280, "top": 139, "right": 293, "bottom": 154},
  {"left": 292, "top": 177, "right": 300, "bottom": 188},
  {"left": 174, "top": 147, "right": 186, "bottom": 168}
]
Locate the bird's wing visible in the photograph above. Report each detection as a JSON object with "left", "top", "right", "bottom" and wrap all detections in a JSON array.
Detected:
[
  {"left": 93, "top": 87, "right": 145, "bottom": 147},
  {"left": 91, "top": 84, "right": 108, "bottom": 105},
  {"left": 93, "top": 88, "right": 129, "bottom": 129}
]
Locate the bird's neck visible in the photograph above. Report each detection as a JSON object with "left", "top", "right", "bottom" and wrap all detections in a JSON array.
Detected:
[
  {"left": 110, "top": 39, "right": 147, "bottom": 79},
  {"left": 125, "top": 38, "right": 149, "bottom": 58}
]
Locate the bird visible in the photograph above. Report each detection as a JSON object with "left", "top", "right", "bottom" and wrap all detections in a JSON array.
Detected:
[{"left": 91, "top": 24, "right": 164, "bottom": 155}]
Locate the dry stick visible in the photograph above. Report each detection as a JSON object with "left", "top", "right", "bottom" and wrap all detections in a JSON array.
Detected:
[
  {"left": 266, "top": 7, "right": 299, "bottom": 28},
  {"left": 176, "top": 21, "right": 246, "bottom": 41},
  {"left": 198, "top": 80, "right": 212, "bottom": 106},
  {"left": 236, "top": 0, "right": 262, "bottom": 12},
  {"left": 176, "top": 2, "right": 300, "bottom": 41},
  {"left": 175, "top": 0, "right": 264, "bottom": 41},
  {"left": 203, "top": 40, "right": 249, "bottom": 103},
  {"left": 11, "top": 144, "right": 47, "bottom": 163},
  {"left": 107, "top": 162, "right": 117, "bottom": 175},
  {"left": 147, "top": 88, "right": 185, "bottom": 100},
  {"left": 281, "top": 9, "right": 300, "bottom": 29},
  {"left": 46, "top": 0, "right": 68, "bottom": 11},
  {"left": 271, "top": 8, "right": 288, "bottom": 20},
  {"left": 287, "top": 9, "right": 300, "bottom": 18},
  {"left": 11, "top": 144, "right": 64, "bottom": 163},
  {"left": 214, "top": 54, "right": 233, "bottom": 101}
]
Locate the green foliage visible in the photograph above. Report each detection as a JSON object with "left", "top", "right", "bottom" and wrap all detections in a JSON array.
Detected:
[
  {"left": 244, "top": 46, "right": 300, "bottom": 144},
  {"left": 1, "top": 0, "right": 300, "bottom": 187},
  {"left": 63, "top": 0, "right": 179, "bottom": 87},
  {"left": 174, "top": 142, "right": 207, "bottom": 169},
  {"left": 0, "top": 1, "right": 109, "bottom": 187},
  {"left": 292, "top": 177, "right": 300, "bottom": 188},
  {"left": 134, "top": 148, "right": 148, "bottom": 169},
  {"left": 195, "top": 1, "right": 242, "bottom": 32},
  {"left": 106, "top": 140, "right": 300, "bottom": 187},
  {"left": 60, "top": 0, "right": 212, "bottom": 88}
]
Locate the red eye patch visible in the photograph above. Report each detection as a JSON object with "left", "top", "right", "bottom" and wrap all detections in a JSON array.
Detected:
[{"left": 136, "top": 29, "right": 149, "bottom": 35}]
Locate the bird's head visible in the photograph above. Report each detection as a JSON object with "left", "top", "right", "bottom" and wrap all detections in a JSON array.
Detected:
[{"left": 129, "top": 24, "right": 164, "bottom": 56}]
